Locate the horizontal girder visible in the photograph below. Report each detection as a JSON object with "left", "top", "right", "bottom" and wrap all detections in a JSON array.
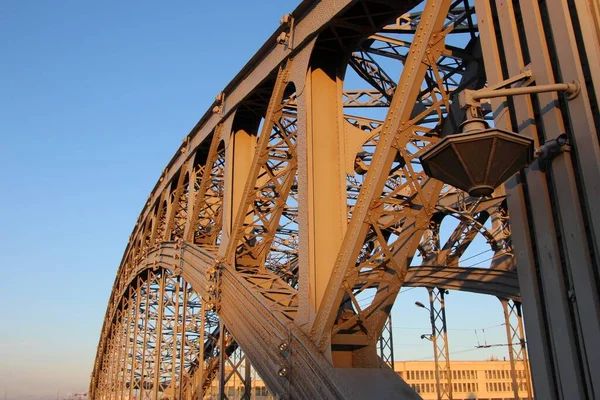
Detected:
[{"left": 404, "top": 265, "right": 520, "bottom": 300}]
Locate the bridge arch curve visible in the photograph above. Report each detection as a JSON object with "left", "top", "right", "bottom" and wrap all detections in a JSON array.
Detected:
[{"left": 86, "top": 0, "right": 593, "bottom": 397}]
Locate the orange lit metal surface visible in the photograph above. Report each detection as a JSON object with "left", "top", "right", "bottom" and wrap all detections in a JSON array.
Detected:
[{"left": 89, "top": 0, "right": 600, "bottom": 398}]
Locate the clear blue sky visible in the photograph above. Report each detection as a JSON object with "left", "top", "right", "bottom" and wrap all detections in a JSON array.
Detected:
[{"left": 0, "top": 1, "right": 510, "bottom": 399}]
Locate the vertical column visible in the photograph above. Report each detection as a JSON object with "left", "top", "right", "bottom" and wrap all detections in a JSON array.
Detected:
[
  {"left": 120, "top": 287, "right": 135, "bottom": 400},
  {"left": 428, "top": 288, "right": 452, "bottom": 400},
  {"left": 178, "top": 280, "right": 188, "bottom": 400},
  {"left": 128, "top": 279, "right": 143, "bottom": 399},
  {"left": 298, "top": 54, "right": 347, "bottom": 327},
  {"left": 218, "top": 319, "right": 226, "bottom": 399},
  {"left": 501, "top": 299, "right": 532, "bottom": 400},
  {"left": 220, "top": 122, "right": 258, "bottom": 253},
  {"left": 195, "top": 301, "right": 206, "bottom": 400},
  {"left": 244, "top": 358, "right": 252, "bottom": 400},
  {"left": 152, "top": 272, "right": 166, "bottom": 398},
  {"left": 113, "top": 298, "right": 129, "bottom": 400},
  {"left": 136, "top": 278, "right": 152, "bottom": 399},
  {"left": 170, "top": 277, "right": 182, "bottom": 397}
]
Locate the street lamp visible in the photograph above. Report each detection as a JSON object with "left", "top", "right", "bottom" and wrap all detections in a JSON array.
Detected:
[
  {"left": 420, "top": 72, "right": 579, "bottom": 196},
  {"left": 415, "top": 301, "right": 429, "bottom": 311}
]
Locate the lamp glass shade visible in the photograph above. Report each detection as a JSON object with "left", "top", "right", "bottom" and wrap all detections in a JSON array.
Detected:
[{"left": 420, "top": 128, "right": 534, "bottom": 197}]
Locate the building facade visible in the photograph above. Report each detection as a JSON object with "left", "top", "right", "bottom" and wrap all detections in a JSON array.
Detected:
[
  {"left": 395, "top": 360, "right": 532, "bottom": 400},
  {"left": 203, "top": 359, "right": 532, "bottom": 399}
]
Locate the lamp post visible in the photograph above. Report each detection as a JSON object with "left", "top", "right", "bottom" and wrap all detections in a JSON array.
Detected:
[
  {"left": 420, "top": 333, "right": 434, "bottom": 341},
  {"left": 416, "top": 290, "right": 452, "bottom": 400}
]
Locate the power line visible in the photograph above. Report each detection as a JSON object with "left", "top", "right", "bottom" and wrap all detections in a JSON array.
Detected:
[
  {"left": 465, "top": 255, "right": 494, "bottom": 268},
  {"left": 411, "top": 342, "right": 515, "bottom": 360},
  {"left": 392, "top": 323, "right": 504, "bottom": 332},
  {"left": 356, "top": 286, "right": 419, "bottom": 307},
  {"left": 458, "top": 248, "right": 493, "bottom": 263}
]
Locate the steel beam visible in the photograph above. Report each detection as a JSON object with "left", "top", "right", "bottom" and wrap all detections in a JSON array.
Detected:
[{"left": 404, "top": 266, "right": 519, "bottom": 300}]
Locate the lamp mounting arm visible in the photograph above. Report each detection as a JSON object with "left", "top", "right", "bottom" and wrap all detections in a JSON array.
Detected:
[{"left": 459, "top": 69, "right": 580, "bottom": 112}]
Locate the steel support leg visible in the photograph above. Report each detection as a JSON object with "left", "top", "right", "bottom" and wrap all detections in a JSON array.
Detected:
[{"left": 428, "top": 287, "right": 452, "bottom": 400}]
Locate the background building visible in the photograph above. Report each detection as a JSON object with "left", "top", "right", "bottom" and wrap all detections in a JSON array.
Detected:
[{"left": 395, "top": 360, "right": 532, "bottom": 400}]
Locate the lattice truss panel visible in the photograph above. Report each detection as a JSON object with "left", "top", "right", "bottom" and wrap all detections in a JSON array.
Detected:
[
  {"left": 315, "top": 0, "right": 515, "bottom": 353},
  {"left": 94, "top": 269, "right": 213, "bottom": 399},
  {"left": 226, "top": 74, "right": 300, "bottom": 308},
  {"left": 91, "top": 0, "right": 528, "bottom": 398}
]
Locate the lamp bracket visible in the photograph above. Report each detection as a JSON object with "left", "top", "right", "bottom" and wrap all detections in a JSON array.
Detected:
[{"left": 459, "top": 68, "right": 580, "bottom": 110}]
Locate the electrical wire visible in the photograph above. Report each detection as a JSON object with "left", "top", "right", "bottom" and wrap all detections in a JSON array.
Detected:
[
  {"left": 457, "top": 248, "right": 492, "bottom": 263},
  {"left": 412, "top": 343, "right": 516, "bottom": 361}
]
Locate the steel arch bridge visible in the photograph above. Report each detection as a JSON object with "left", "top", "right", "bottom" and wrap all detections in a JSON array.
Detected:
[{"left": 90, "top": 0, "right": 600, "bottom": 399}]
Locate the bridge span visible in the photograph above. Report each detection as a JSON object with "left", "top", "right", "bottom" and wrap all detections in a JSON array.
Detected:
[{"left": 90, "top": 0, "right": 600, "bottom": 398}]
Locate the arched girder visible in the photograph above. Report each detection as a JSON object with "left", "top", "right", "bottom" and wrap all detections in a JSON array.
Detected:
[
  {"left": 403, "top": 265, "right": 520, "bottom": 300},
  {"left": 92, "top": 261, "right": 216, "bottom": 399}
]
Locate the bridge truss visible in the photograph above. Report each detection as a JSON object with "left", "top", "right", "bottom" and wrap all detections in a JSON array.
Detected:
[{"left": 90, "top": 0, "right": 600, "bottom": 398}]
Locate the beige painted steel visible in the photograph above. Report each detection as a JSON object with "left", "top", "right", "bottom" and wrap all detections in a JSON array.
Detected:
[{"left": 304, "top": 60, "right": 347, "bottom": 316}]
